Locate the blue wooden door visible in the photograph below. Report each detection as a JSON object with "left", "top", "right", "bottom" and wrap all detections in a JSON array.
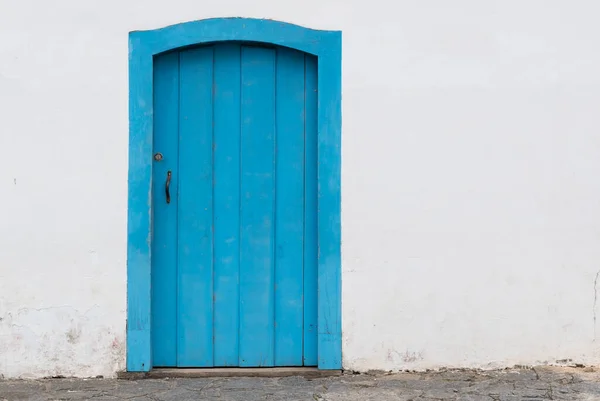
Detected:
[{"left": 150, "top": 43, "right": 318, "bottom": 368}]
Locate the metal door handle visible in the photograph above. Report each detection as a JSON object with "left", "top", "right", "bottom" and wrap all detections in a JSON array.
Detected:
[{"left": 165, "top": 171, "right": 172, "bottom": 204}]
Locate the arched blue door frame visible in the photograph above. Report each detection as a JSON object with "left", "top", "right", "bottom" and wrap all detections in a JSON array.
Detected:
[{"left": 127, "top": 18, "right": 342, "bottom": 371}]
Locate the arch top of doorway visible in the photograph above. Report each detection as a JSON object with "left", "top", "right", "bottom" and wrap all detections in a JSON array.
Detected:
[{"left": 129, "top": 17, "right": 341, "bottom": 56}]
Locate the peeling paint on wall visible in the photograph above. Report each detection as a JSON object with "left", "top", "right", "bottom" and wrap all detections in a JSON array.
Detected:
[{"left": 0, "top": 305, "right": 125, "bottom": 378}]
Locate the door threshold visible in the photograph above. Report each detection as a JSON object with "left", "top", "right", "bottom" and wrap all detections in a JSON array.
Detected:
[{"left": 119, "top": 367, "right": 342, "bottom": 380}]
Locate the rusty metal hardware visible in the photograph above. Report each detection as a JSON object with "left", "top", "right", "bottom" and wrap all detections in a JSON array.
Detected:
[{"left": 165, "top": 171, "right": 172, "bottom": 204}]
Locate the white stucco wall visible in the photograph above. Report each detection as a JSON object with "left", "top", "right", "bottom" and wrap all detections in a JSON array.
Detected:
[{"left": 2, "top": 0, "right": 600, "bottom": 378}]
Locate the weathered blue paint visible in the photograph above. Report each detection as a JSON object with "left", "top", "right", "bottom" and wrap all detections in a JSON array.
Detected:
[
  {"left": 151, "top": 52, "right": 179, "bottom": 367},
  {"left": 177, "top": 47, "right": 215, "bottom": 367},
  {"left": 315, "top": 40, "right": 343, "bottom": 371},
  {"left": 303, "top": 55, "right": 319, "bottom": 366},
  {"left": 239, "top": 46, "right": 277, "bottom": 367},
  {"left": 128, "top": 18, "right": 342, "bottom": 371},
  {"left": 274, "top": 47, "right": 306, "bottom": 366},
  {"left": 213, "top": 43, "right": 242, "bottom": 367},
  {"left": 151, "top": 44, "right": 318, "bottom": 367}
]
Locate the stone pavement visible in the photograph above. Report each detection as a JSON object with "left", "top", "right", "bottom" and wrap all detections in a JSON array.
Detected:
[{"left": 2, "top": 366, "right": 600, "bottom": 400}]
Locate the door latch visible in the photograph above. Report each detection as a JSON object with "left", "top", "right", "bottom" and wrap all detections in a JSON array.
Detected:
[{"left": 165, "top": 171, "right": 171, "bottom": 204}]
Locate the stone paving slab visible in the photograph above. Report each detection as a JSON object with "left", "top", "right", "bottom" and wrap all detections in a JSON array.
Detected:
[{"left": 1, "top": 366, "right": 600, "bottom": 400}]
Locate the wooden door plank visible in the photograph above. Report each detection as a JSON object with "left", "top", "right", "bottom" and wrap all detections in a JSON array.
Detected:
[
  {"left": 177, "top": 47, "right": 215, "bottom": 367},
  {"left": 151, "top": 51, "right": 180, "bottom": 367},
  {"left": 213, "top": 43, "right": 242, "bottom": 366},
  {"left": 303, "top": 54, "right": 319, "bottom": 366},
  {"left": 274, "top": 47, "right": 306, "bottom": 366},
  {"left": 239, "top": 46, "right": 277, "bottom": 367}
]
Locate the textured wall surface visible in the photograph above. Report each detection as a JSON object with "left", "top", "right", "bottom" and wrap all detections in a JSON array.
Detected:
[{"left": 1, "top": 0, "right": 600, "bottom": 378}]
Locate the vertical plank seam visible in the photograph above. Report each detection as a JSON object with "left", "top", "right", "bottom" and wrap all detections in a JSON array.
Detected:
[
  {"left": 272, "top": 48, "right": 278, "bottom": 367},
  {"left": 302, "top": 54, "right": 307, "bottom": 366},
  {"left": 175, "top": 50, "right": 182, "bottom": 367},
  {"left": 211, "top": 45, "right": 216, "bottom": 367},
  {"left": 150, "top": 54, "right": 152, "bottom": 369},
  {"left": 237, "top": 45, "right": 243, "bottom": 367}
]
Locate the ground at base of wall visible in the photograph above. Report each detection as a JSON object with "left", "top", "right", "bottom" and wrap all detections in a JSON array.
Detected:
[{"left": 1, "top": 366, "right": 599, "bottom": 400}]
